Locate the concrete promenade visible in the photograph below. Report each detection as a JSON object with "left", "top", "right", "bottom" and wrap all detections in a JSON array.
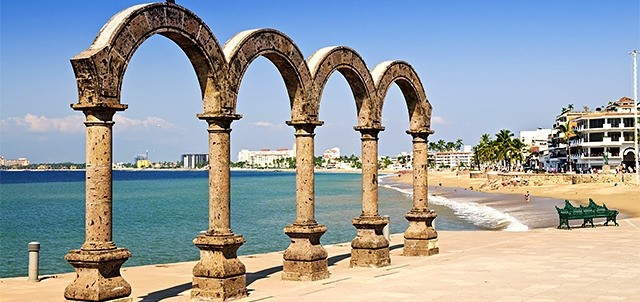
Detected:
[{"left": 2, "top": 217, "right": 639, "bottom": 301}]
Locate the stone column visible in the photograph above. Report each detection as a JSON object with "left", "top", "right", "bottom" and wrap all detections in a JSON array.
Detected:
[
  {"left": 192, "top": 114, "right": 247, "bottom": 301},
  {"left": 282, "top": 121, "right": 329, "bottom": 281},
  {"left": 403, "top": 130, "right": 439, "bottom": 256},
  {"left": 350, "top": 127, "right": 390, "bottom": 267},
  {"left": 65, "top": 105, "right": 132, "bottom": 302}
]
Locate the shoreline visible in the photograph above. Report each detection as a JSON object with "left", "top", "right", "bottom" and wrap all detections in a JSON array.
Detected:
[
  {"left": 404, "top": 170, "right": 640, "bottom": 218},
  {"left": 381, "top": 175, "right": 565, "bottom": 230}
]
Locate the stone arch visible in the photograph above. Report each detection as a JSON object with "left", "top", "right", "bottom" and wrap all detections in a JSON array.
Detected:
[
  {"left": 371, "top": 60, "right": 433, "bottom": 131},
  {"left": 70, "top": 2, "right": 227, "bottom": 113},
  {"left": 307, "top": 46, "right": 377, "bottom": 127},
  {"left": 223, "top": 28, "right": 314, "bottom": 123}
]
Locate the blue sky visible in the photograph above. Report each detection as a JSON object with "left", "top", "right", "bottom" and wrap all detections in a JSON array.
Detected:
[{"left": 1, "top": 1, "right": 638, "bottom": 163}]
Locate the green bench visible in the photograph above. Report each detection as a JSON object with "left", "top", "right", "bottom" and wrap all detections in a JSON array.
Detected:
[{"left": 555, "top": 199, "right": 619, "bottom": 229}]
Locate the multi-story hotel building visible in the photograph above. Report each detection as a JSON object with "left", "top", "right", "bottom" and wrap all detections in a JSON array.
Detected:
[
  {"left": 429, "top": 145, "right": 473, "bottom": 168},
  {"left": 181, "top": 153, "right": 208, "bottom": 169},
  {"left": 237, "top": 147, "right": 295, "bottom": 167},
  {"left": 0, "top": 156, "right": 30, "bottom": 167},
  {"left": 570, "top": 97, "right": 638, "bottom": 172}
]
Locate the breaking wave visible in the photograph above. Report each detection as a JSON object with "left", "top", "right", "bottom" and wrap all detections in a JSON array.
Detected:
[{"left": 380, "top": 182, "right": 529, "bottom": 232}]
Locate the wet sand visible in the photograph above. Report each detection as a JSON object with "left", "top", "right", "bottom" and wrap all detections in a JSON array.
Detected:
[{"left": 393, "top": 171, "right": 640, "bottom": 220}]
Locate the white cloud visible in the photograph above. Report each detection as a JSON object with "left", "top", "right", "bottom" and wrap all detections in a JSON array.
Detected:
[
  {"left": 0, "top": 114, "right": 175, "bottom": 134},
  {"left": 0, "top": 114, "right": 84, "bottom": 133},
  {"left": 113, "top": 115, "right": 175, "bottom": 131},
  {"left": 432, "top": 116, "right": 446, "bottom": 124},
  {"left": 251, "top": 121, "right": 275, "bottom": 127}
]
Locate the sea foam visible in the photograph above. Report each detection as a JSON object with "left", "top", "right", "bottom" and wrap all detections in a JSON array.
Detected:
[{"left": 380, "top": 182, "right": 529, "bottom": 232}]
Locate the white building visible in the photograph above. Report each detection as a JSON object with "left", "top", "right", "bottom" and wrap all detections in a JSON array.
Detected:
[
  {"left": 237, "top": 147, "right": 295, "bottom": 167},
  {"left": 182, "top": 154, "right": 208, "bottom": 169},
  {"left": 322, "top": 147, "right": 340, "bottom": 160},
  {"left": 429, "top": 145, "right": 473, "bottom": 168},
  {"left": 0, "top": 156, "right": 29, "bottom": 167},
  {"left": 520, "top": 128, "right": 553, "bottom": 151},
  {"left": 570, "top": 97, "right": 638, "bottom": 172}
]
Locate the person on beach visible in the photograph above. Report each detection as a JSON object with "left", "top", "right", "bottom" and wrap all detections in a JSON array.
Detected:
[{"left": 525, "top": 191, "right": 531, "bottom": 203}]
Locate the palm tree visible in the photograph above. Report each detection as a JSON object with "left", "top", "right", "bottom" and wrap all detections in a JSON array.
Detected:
[
  {"left": 454, "top": 139, "right": 464, "bottom": 151},
  {"left": 445, "top": 141, "right": 456, "bottom": 152},
  {"left": 473, "top": 133, "right": 495, "bottom": 170},
  {"left": 495, "top": 129, "right": 515, "bottom": 170},
  {"left": 556, "top": 122, "right": 576, "bottom": 172}
]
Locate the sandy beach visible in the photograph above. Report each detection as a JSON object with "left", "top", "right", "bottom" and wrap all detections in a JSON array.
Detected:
[{"left": 394, "top": 170, "right": 640, "bottom": 218}]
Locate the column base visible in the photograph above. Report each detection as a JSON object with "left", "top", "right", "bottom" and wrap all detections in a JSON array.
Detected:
[
  {"left": 403, "top": 209, "right": 439, "bottom": 256},
  {"left": 282, "top": 224, "right": 329, "bottom": 281},
  {"left": 191, "top": 234, "right": 247, "bottom": 301},
  {"left": 350, "top": 216, "right": 390, "bottom": 268},
  {"left": 64, "top": 248, "right": 132, "bottom": 302}
]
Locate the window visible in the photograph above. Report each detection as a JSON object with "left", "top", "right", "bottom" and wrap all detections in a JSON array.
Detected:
[
  {"left": 589, "top": 133, "right": 603, "bottom": 142},
  {"left": 623, "top": 117, "right": 635, "bottom": 127},
  {"left": 590, "top": 147, "right": 604, "bottom": 157},
  {"left": 608, "top": 118, "right": 620, "bottom": 127},
  {"left": 623, "top": 131, "right": 634, "bottom": 141},
  {"left": 589, "top": 119, "right": 605, "bottom": 128},
  {"left": 609, "top": 147, "right": 620, "bottom": 157},
  {"left": 609, "top": 132, "right": 621, "bottom": 142}
]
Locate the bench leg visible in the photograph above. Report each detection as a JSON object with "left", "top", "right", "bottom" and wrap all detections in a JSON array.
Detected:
[{"left": 558, "top": 218, "right": 570, "bottom": 229}]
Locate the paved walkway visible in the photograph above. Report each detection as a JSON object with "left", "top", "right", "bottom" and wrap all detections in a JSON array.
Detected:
[{"left": 2, "top": 218, "right": 639, "bottom": 301}]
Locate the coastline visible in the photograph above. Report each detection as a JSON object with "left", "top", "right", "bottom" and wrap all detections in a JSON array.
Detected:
[{"left": 393, "top": 170, "right": 640, "bottom": 219}]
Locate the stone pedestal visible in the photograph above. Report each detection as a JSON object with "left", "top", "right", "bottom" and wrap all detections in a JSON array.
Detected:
[
  {"left": 403, "top": 210, "right": 439, "bottom": 256},
  {"left": 282, "top": 224, "right": 329, "bottom": 281},
  {"left": 64, "top": 248, "right": 132, "bottom": 301},
  {"left": 191, "top": 234, "right": 247, "bottom": 301},
  {"left": 350, "top": 216, "right": 390, "bottom": 267}
]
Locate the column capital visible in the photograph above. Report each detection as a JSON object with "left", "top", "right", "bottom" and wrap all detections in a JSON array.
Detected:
[
  {"left": 406, "top": 129, "right": 435, "bottom": 142},
  {"left": 354, "top": 125, "right": 385, "bottom": 140},
  {"left": 286, "top": 120, "right": 324, "bottom": 136},
  {"left": 71, "top": 104, "right": 126, "bottom": 125},
  {"left": 198, "top": 113, "right": 242, "bottom": 132},
  {"left": 71, "top": 103, "right": 128, "bottom": 113}
]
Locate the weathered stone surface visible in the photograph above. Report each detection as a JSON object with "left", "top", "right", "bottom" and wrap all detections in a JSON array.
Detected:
[
  {"left": 403, "top": 238, "right": 440, "bottom": 256},
  {"left": 307, "top": 47, "right": 376, "bottom": 128},
  {"left": 192, "top": 234, "right": 247, "bottom": 301},
  {"left": 224, "top": 29, "right": 313, "bottom": 123},
  {"left": 282, "top": 224, "right": 329, "bottom": 281},
  {"left": 371, "top": 61, "right": 432, "bottom": 131},
  {"left": 282, "top": 259, "right": 330, "bottom": 281},
  {"left": 71, "top": 1, "right": 436, "bottom": 300},
  {"left": 350, "top": 247, "right": 391, "bottom": 267},
  {"left": 64, "top": 248, "right": 132, "bottom": 301},
  {"left": 402, "top": 131, "right": 439, "bottom": 257},
  {"left": 191, "top": 275, "right": 247, "bottom": 302},
  {"left": 404, "top": 209, "right": 439, "bottom": 256},
  {"left": 350, "top": 216, "right": 390, "bottom": 267}
]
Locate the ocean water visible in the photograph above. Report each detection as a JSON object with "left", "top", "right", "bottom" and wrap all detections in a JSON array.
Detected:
[{"left": 0, "top": 170, "right": 521, "bottom": 278}]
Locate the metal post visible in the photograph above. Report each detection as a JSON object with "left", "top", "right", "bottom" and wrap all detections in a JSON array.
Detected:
[
  {"left": 27, "top": 242, "right": 40, "bottom": 282},
  {"left": 382, "top": 215, "right": 390, "bottom": 241}
]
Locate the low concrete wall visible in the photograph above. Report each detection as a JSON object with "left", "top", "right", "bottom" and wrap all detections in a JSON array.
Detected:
[{"left": 495, "top": 173, "right": 634, "bottom": 186}]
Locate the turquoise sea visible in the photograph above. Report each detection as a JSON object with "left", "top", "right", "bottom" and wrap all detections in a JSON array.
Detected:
[{"left": 0, "top": 170, "right": 495, "bottom": 278}]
